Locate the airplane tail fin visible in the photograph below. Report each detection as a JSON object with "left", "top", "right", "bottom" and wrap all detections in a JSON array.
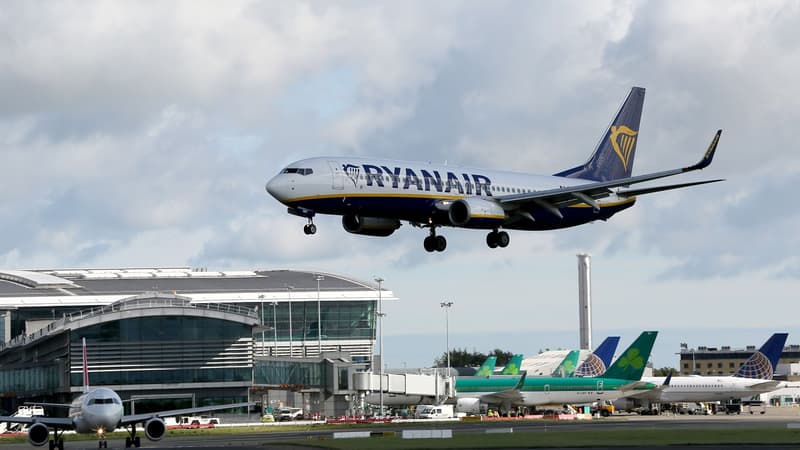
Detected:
[
  {"left": 599, "top": 331, "right": 658, "bottom": 381},
  {"left": 500, "top": 354, "right": 524, "bottom": 375},
  {"left": 574, "top": 336, "right": 621, "bottom": 377},
  {"left": 474, "top": 356, "right": 498, "bottom": 377},
  {"left": 733, "top": 333, "right": 788, "bottom": 379},
  {"left": 82, "top": 337, "right": 89, "bottom": 393},
  {"left": 555, "top": 87, "right": 645, "bottom": 181},
  {"left": 552, "top": 350, "right": 580, "bottom": 377}
]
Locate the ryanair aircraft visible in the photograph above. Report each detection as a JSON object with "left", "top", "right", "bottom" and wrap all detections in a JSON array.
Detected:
[{"left": 266, "top": 87, "right": 723, "bottom": 252}]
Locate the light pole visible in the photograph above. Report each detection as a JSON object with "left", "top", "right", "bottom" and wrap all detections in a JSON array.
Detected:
[
  {"left": 259, "top": 294, "right": 265, "bottom": 356},
  {"left": 286, "top": 285, "right": 294, "bottom": 358},
  {"left": 316, "top": 275, "right": 324, "bottom": 355},
  {"left": 374, "top": 276, "right": 384, "bottom": 417},
  {"left": 440, "top": 301, "right": 453, "bottom": 377},
  {"left": 270, "top": 301, "right": 278, "bottom": 356}
]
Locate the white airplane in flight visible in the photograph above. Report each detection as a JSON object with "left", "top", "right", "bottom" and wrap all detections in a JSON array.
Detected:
[
  {"left": 266, "top": 87, "right": 723, "bottom": 252},
  {"left": 0, "top": 339, "right": 254, "bottom": 450}
]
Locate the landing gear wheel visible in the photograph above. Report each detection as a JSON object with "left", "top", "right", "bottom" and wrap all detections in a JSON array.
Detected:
[
  {"left": 49, "top": 441, "right": 55, "bottom": 450},
  {"left": 303, "top": 223, "right": 317, "bottom": 235},
  {"left": 486, "top": 232, "right": 498, "bottom": 248},
  {"left": 424, "top": 235, "right": 436, "bottom": 252},
  {"left": 496, "top": 231, "right": 509, "bottom": 248},
  {"left": 126, "top": 437, "right": 132, "bottom": 448},
  {"left": 435, "top": 235, "right": 447, "bottom": 252},
  {"left": 134, "top": 436, "right": 141, "bottom": 447},
  {"left": 58, "top": 440, "right": 64, "bottom": 450}
]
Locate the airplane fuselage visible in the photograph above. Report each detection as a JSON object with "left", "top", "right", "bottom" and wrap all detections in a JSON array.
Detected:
[
  {"left": 636, "top": 376, "right": 783, "bottom": 403},
  {"left": 266, "top": 157, "right": 635, "bottom": 231},
  {"left": 69, "top": 388, "right": 123, "bottom": 434}
]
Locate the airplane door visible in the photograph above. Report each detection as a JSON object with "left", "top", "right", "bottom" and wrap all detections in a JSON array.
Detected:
[
  {"left": 544, "top": 384, "right": 551, "bottom": 401},
  {"left": 596, "top": 380, "right": 604, "bottom": 394},
  {"left": 327, "top": 161, "right": 344, "bottom": 190}
]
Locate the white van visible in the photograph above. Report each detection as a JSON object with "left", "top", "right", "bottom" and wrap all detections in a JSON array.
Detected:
[{"left": 416, "top": 405, "right": 454, "bottom": 419}]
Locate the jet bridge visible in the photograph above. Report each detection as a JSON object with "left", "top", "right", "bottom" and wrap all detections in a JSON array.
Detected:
[{"left": 353, "top": 370, "right": 455, "bottom": 406}]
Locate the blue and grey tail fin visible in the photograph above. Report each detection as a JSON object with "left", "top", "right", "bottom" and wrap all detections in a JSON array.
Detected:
[
  {"left": 733, "top": 333, "right": 788, "bottom": 379},
  {"left": 574, "top": 336, "right": 621, "bottom": 377},
  {"left": 500, "top": 354, "right": 524, "bottom": 375},
  {"left": 552, "top": 350, "right": 580, "bottom": 377},
  {"left": 474, "top": 356, "right": 498, "bottom": 377},
  {"left": 599, "top": 331, "right": 658, "bottom": 381},
  {"left": 555, "top": 87, "right": 645, "bottom": 181}
]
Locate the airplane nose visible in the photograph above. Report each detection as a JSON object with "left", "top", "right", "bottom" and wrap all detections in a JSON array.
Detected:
[{"left": 265, "top": 176, "right": 285, "bottom": 201}]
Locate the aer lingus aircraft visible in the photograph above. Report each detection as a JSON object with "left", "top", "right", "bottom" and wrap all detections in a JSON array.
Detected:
[
  {"left": 452, "top": 331, "right": 658, "bottom": 413},
  {"left": 266, "top": 87, "right": 723, "bottom": 252}
]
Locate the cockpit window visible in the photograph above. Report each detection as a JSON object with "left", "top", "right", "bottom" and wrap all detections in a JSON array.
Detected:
[
  {"left": 282, "top": 168, "right": 313, "bottom": 175},
  {"left": 89, "top": 398, "right": 118, "bottom": 405}
]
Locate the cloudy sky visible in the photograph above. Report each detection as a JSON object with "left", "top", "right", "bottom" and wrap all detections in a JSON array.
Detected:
[{"left": 2, "top": 1, "right": 798, "bottom": 368}]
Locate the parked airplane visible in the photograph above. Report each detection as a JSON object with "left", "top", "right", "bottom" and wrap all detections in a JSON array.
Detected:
[
  {"left": 266, "top": 87, "right": 723, "bottom": 252},
  {"left": 616, "top": 333, "right": 788, "bottom": 410},
  {"left": 474, "top": 356, "right": 498, "bottom": 377},
  {"left": 453, "top": 331, "right": 658, "bottom": 413},
  {"left": 573, "top": 336, "right": 621, "bottom": 377},
  {"left": 551, "top": 350, "right": 581, "bottom": 377},
  {"left": 0, "top": 339, "right": 254, "bottom": 450},
  {"left": 498, "top": 354, "right": 524, "bottom": 375}
]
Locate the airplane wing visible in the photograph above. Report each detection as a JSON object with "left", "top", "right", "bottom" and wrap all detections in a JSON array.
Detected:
[
  {"left": 748, "top": 380, "right": 783, "bottom": 391},
  {"left": 0, "top": 415, "right": 74, "bottom": 428},
  {"left": 120, "top": 401, "right": 256, "bottom": 426},
  {"left": 477, "top": 373, "right": 527, "bottom": 405},
  {"left": 498, "top": 130, "right": 722, "bottom": 213}
]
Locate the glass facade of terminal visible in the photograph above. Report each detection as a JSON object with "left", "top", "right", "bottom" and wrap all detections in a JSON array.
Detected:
[
  {"left": 67, "top": 316, "right": 253, "bottom": 387},
  {"left": 249, "top": 300, "right": 375, "bottom": 341}
]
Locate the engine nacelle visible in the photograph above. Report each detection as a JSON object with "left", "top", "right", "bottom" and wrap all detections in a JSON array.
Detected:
[
  {"left": 28, "top": 423, "right": 50, "bottom": 447},
  {"left": 144, "top": 418, "right": 166, "bottom": 441},
  {"left": 342, "top": 215, "right": 401, "bottom": 237},
  {"left": 448, "top": 198, "right": 506, "bottom": 228},
  {"left": 455, "top": 397, "right": 484, "bottom": 415}
]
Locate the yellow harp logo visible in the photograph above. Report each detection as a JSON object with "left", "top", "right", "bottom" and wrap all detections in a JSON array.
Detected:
[{"left": 609, "top": 125, "right": 638, "bottom": 171}]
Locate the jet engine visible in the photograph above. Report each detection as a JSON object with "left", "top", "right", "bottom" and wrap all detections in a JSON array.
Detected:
[
  {"left": 144, "top": 418, "right": 166, "bottom": 441},
  {"left": 448, "top": 198, "right": 506, "bottom": 228},
  {"left": 455, "top": 398, "right": 484, "bottom": 415},
  {"left": 28, "top": 423, "right": 50, "bottom": 447},
  {"left": 342, "top": 215, "right": 401, "bottom": 237}
]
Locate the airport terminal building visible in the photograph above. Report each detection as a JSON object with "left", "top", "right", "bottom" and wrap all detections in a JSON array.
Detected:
[{"left": 0, "top": 267, "right": 395, "bottom": 417}]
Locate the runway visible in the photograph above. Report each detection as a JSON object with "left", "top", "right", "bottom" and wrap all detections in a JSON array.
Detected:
[{"left": 1, "top": 411, "right": 798, "bottom": 450}]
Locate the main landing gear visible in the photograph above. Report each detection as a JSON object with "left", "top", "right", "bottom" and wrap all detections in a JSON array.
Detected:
[
  {"left": 486, "top": 230, "right": 510, "bottom": 249},
  {"left": 48, "top": 429, "right": 64, "bottom": 450},
  {"left": 124, "top": 425, "right": 142, "bottom": 448},
  {"left": 423, "top": 229, "right": 447, "bottom": 252}
]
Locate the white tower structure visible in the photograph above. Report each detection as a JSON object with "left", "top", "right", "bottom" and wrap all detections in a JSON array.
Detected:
[{"left": 577, "top": 253, "right": 592, "bottom": 350}]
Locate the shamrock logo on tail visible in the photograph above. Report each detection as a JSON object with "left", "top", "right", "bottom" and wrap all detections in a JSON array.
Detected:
[{"left": 617, "top": 348, "right": 644, "bottom": 369}]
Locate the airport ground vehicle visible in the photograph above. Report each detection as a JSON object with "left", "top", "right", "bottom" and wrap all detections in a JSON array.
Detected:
[
  {"left": 416, "top": 404, "right": 454, "bottom": 419},
  {"left": 277, "top": 407, "right": 304, "bottom": 421}
]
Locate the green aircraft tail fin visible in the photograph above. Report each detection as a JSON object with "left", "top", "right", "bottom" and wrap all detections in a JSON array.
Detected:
[
  {"left": 599, "top": 331, "right": 658, "bottom": 381},
  {"left": 500, "top": 354, "right": 524, "bottom": 375},
  {"left": 552, "top": 350, "right": 580, "bottom": 377},
  {"left": 474, "top": 356, "right": 498, "bottom": 377}
]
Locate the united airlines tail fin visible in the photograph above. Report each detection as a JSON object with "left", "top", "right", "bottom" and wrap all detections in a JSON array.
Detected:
[
  {"left": 574, "top": 336, "right": 621, "bottom": 377},
  {"left": 500, "top": 354, "right": 524, "bottom": 375},
  {"left": 474, "top": 356, "right": 498, "bottom": 377},
  {"left": 733, "top": 333, "right": 788, "bottom": 379},
  {"left": 552, "top": 350, "right": 580, "bottom": 377},
  {"left": 599, "top": 331, "right": 658, "bottom": 381},
  {"left": 555, "top": 87, "right": 646, "bottom": 181}
]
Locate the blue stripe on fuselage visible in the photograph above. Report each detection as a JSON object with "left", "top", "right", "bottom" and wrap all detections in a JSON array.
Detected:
[{"left": 286, "top": 195, "right": 635, "bottom": 231}]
